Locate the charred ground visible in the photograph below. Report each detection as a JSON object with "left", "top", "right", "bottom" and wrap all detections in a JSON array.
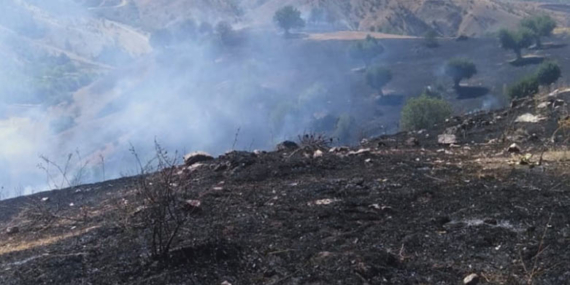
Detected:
[{"left": 1, "top": 88, "right": 570, "bottom": 284}]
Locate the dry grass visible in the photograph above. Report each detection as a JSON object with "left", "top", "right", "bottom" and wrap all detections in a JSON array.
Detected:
[{"left": 0, "top": 226, "right": 100, "bottom": 256}]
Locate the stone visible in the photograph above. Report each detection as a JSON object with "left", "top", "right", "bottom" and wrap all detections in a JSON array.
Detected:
[
  {"left": 183, "top": 200, "right": 202, "bottom": 211},
  {"left": 276, "top": 141, "right": 299, "bottom": 151},
  {"left": 438, "top": 134, "right": 457, "bottom": 145},
  {"left": 554, "top": 99, "right": 565, "bottom": 108},
  {"left": 406, "top": 137, "right": 419, "bottom": 146},
  {"left": 41, "top": 197, "right": 50, "bottom": 202},
  {"left": 455, "top": 34, "right": 469, "bottom": 41},
  {"left": 515, "top": 113, "right": 545, "bottom": 123},
  {"left": 313, "top": 150, "right": 323, "bottom": 158},
  {"left": 484, "top": 218, "right": 498, "bottom": 225},
  {"left": 6, "top": 226, "right": 19, "bottom": 235},
  {"left": 348, "top": 148, "right": 371, "bottom": 156},
  {"left": 184, "top": 152, "right": 213, "bottom": 166},
  {"left": 507, "top": 143, "right": 521, "bottom": 153},
  {"left": 463, "top": 273, "right": 479, "bottom": 285},
  {"left": 329, "top": 146, "right": 349, "bottom": 153}
]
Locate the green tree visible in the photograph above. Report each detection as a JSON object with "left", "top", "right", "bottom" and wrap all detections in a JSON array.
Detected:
[
  {"left": 535, "top": 60, "right": 561, "bottom": 86},
  {"left": 424, "top": 29, "right": 439, "bottom": 48},
  {"left": 520, "top": 15, "right": 556, "bottom": 48},
  {"left": 273, "top": 6, "right": 305, "bottom": 35},
  {"left": 444, "top": 58, "right": 477, "bottom": 88},
  {"left": 498, "top": 28, "right": 535, "bottom": 60},
  {"left": 349, "top": 35, "right": 385, "bottom": 67},
  {"left": 400, "top": 94, "right": 452, "bottom": 131},
  {"left": 507, "top": 76, "right": 539, "bottom": 99},
  {"left": 365, "top": 66, "right": 392, "bottom": 96}
]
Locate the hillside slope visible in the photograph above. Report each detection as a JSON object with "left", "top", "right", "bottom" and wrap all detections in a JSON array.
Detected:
[{"left": 1, "top": 88, "right": 570, "bottom": 284}]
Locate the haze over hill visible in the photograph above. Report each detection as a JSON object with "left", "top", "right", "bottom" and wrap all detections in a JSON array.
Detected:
[{"left": 0, "top": 0, "right": 568, "bottom": 198}]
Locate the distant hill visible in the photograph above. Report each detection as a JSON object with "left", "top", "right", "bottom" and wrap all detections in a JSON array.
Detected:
[{"left": 95, "top": 0, "right": 563, "bottom": 37}]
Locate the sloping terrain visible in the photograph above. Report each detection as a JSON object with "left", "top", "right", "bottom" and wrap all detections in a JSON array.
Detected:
[
  {"left": 1, "top": 88, "right": 570, "bottom": 284},
  {"left": 77, "top": 0, "right": 551, "bottom": 36}
]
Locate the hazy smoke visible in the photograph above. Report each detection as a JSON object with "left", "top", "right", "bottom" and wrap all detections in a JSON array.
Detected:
[{"left": 0, "top": 0, "right": 362, "bottom": 198}]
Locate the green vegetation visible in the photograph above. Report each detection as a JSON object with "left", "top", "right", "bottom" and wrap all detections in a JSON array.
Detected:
[
  {"left": 273, "top": 6, "right": 305, "bottom": 35},
  {"left": 424, "top": 30, "right": 439, "bottom": 48},
  {"left": 536, "top": 60, "right": 561, "bottom": 86},
  {"left": 507, "top": 76, "right": 539, "bottom": 99},
  {"left": 365, "top": 66, "right": 392, "bottom": 96},
  {"left": 444, "top": 58, "right": 477, "bottom": 88},
  {"left": 498, "top": 28, "right": 535, "bottom": 60},
  {"left": 520, "top": 15, "right": 556, "bottom": 48},
  {"left": 349, "top": 35, "right": 385, "bottom": 67},
  {"left": 400, "top": 94, "right": 452, "bottom": 131}
]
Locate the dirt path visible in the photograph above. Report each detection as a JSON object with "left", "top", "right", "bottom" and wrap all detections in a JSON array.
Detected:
[{"left": 307, "top": 31, "right": 418, "bottom": 41}]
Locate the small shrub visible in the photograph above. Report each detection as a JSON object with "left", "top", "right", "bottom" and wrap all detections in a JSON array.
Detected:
[
  {"left": 274, "top": 5, "right": 305, "bottom": 35},
  {"left": 507, "top": 76, "right": 539, "bottom": 99},
  {"left": 444, "top": 58, "right": 477, "bottom": 88},
  {"left": 424, "top": 29, "right": 439, "bottom": 48},
  {"left": 130, "top": 142, "right": 188, "bottom": 261},
  {"left": 535, "top": 60, "right": 561, "bottom": 86},
  {"left": 400, "top": 95, "right": 452, "bottom": 131},
  {"left": 365, "top": 66, "right": 392, "bottom": 96},
  {"left": 349, "top": 35, "right": 384, "bottom": 67},
  {"left": 297, "top": 133, "right": 332, "bottom": 150}
]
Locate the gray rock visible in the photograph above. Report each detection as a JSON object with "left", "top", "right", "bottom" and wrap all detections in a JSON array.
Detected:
[
  {"left": 438, "top": 134, "right": 457, "bottom": 145},
  {"left": 184, "top": 152, "right": 214, "bottom": 166},
  {"left": 277, "top": 141, "right": 299, "bottom": 151},
  {"left": 6, "top": 226, "right": 19, "bottom": 235},
  {"left": 463, "top": 273, "right": 479, "bottom": 285},
  {"left": 507, "top": 143, "right": 521, "bottom": 153}
]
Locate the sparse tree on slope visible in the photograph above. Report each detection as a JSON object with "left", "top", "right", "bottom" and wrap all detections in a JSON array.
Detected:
[
  {"left": 349, "top": 35, "right": 385, "bottom": 67},
  {"left": 536, "top": 60, "right": 561, "bottom": 87},
  {"left": 366, "top": 66, "right": 392, "bottom": 96},
  {"left": 498, "top": 28, "right": 535, "bottom": 60},
  {"left": 274, "top": 6, "right": 305, "bottom": 36},
  {"left": 444, "top": 58, "right": 477, "bottom": 89},
  {"left": 520, "top": 15, "right": 557, "bottom": 48}
]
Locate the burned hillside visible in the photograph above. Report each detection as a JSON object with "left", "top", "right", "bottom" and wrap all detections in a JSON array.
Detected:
[{"left": 1, "top": 88, "right": 570, "bottom": 284}]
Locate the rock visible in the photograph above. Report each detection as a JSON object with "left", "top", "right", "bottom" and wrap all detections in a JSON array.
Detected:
[
  {"left": 183, "top": 200, "right": 202, "bottom": 211},
  {"left": 515, "top": 113, "right": 545, "bottom": 123},
  {"left": 348, "top": 148, "right": 371, "bottom": 156},
  {"left": 276, "top": 141, "right": 299, "bottom": 151},
  {"left": 41, "top": 197, "right": 50, "bottom": 202},
  {"left": 455, "top": 34, "right": 469, "bottom": 41},
  {"left": 219, "top": 151, "right": 257, "bottom": 168},
  {"left": 406, "top": 137, "right": 419, "bottom": 146},
  {"left": 554, "top": 99, "right": 565, "bottom": 108},
  {"left": 463, "top": 273, "right": 479, "bottom": 285},
  {"left": 329, "top": 146, "right": 349, "bottom": 153},
  {"left": 438, "top": 134, "right": 457, "bottom": 145},
  {"left": 221, "top": 281, "right": 232, "bottom": 285},
  {"left": 537, "top": 102, "right": 550, "bottom": 109},
  {"left": 253, "top": 149, "right": 266, "bottom": 156},
  {"left": 507, "top": 143, "right": 521, "bottom": 153},
  {"left": 484, "top": 218, "right": 498, "bottom": 225},
  {"left": 313, "top": 150, "right": 323, "bottom": 158},
  {"left": 6, "top": 226, "right": 19, "bottom": 235},
  {"left": 184, "top": 152, "right": 214, "bottom": 166}
]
